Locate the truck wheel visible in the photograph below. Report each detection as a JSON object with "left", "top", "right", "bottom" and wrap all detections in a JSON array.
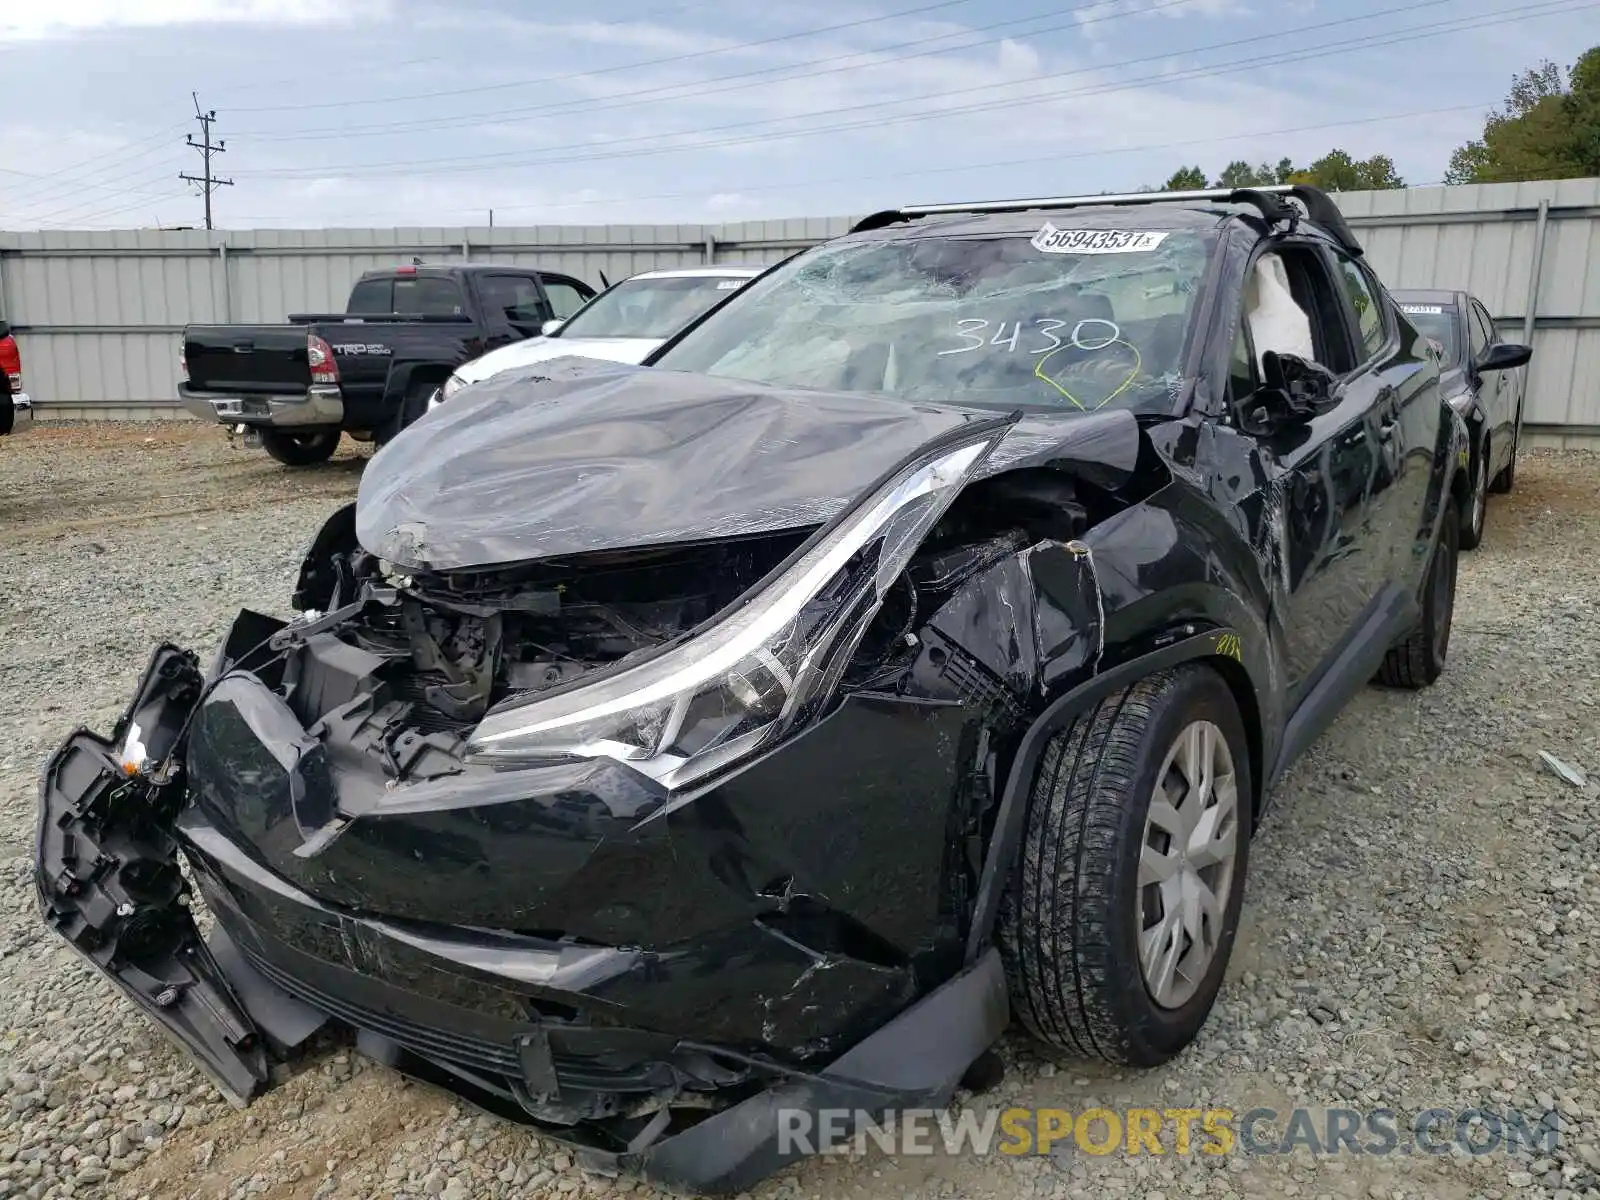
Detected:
[
  {"left": 0, "top": 391, "right": 13, "bottom": 437},
  {"left": 997, "top": 665, "right": 1252, "bottom": 1067},
  {"left": 1458, "top": 437, "right": 1488, "bottom": 552},
  {"left": 260, "top": 428, "right": 340, "bottom": 467},
  {"left": 377, "top": 379, "right": 440, "bottom": 446},
  {"left": 1375, "top": 503, "right": 1458, "bottom": 689}
]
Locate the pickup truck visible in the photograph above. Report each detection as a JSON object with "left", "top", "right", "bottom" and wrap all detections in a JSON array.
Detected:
[{"left": 178, "top": 263, "right": 596, "bottom": 465}]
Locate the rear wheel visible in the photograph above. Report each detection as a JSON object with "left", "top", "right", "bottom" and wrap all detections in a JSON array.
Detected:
[
  {"left": 260, "top": 428, "right": 340, "bottom": 467},
  {"left": 1375, "top": 503, "right": 1458, "bottom": 689},
  {"left": 378, "top": 378, "right": 441, "bottom": 446},
  {"left": 997, "top": 665, "right": 1252, "bottom": 1067},
  {"left": 1459, "top": 438, "right": 1488, "bottom": 551}
]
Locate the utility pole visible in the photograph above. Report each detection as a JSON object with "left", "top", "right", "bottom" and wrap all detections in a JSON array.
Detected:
[{"left": 179, "top": 92, "right": 233, "bottom": 230}]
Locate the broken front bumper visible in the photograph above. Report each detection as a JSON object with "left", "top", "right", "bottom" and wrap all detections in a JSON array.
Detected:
[{"left": 34, "top": 645, "right": 1008, "bottom": 1195}]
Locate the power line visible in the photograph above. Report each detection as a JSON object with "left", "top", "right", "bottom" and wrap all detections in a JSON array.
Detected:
[
  {"left": 217, "top": 0, "right": 718, "bottom": 95},
  {"left": 177, "top": 93, "right": 233, "bottom": 230},
  {"left": 229, "top": 0, "right": 981, "bottom": 113},
  {"left": 38, "top": 190, "right": 194, "bottom": 230},
  {"left": 229, "top": 0, "right": 1505, "bottom": 173},
  {"left": 4, "top": 160, "right": 193, "bottom": 227},
  {"left": 0, "top": 123, "right": 191, "bottom": 209},
  {"left": 233, "top": 0, "right": 1584, "bottom": 180},
  {"left": 234, "top": 0, "right": 1202, "bottom": 142},
  {"left": 222, "top": 100, "right": 1496, "bottom": 227}
]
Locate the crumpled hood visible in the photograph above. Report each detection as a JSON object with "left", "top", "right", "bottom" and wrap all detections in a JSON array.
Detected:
[
  {"left": 357, "top": 357, "right": 1143, "bottom": 571},
  {"left": 457, "top": 336, "right": 663, "bottom": 385}
]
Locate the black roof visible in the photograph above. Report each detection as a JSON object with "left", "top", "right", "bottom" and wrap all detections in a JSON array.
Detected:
[
  {"left": 843, "top": 204, "right": 1228, "bottom": 243},
  {"left": 1391, "top": 288, "right": 1462, "bottom": 307},
  {"left": 354, "top": 263, "right": 524, "bottom": 278},
  {"left": 849, "top": 185, "right": 1364, "bottom": 256}
]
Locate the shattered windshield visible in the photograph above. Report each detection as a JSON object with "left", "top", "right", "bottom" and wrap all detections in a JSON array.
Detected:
[
  {"left": 654, "top": 229, "right": 1212, "bottom": 413},
  {"left": 559, "top": 274, "right": 750, "bottom": 340}
]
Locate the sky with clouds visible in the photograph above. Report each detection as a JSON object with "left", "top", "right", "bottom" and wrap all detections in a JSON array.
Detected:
[{"left": 0, "top": 0, "right": 1594, "bottom": 230}]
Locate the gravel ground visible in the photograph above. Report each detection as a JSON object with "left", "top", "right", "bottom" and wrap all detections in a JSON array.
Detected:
[{"left": 1, "top": 421, "right": 1597, "bottom": 1200}]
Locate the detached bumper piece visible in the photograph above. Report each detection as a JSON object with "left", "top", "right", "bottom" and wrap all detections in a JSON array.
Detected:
[
  {"left": 34, "top": 646, "right": 1010, "bottom": 1195},
  {"left": 32, "top": 646, "right": 289, "bottom": 1106}
]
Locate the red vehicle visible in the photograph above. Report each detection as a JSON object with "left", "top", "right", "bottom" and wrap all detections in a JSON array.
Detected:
[{"left": 0, "top": 320, "right": 21, "bottom": 435}]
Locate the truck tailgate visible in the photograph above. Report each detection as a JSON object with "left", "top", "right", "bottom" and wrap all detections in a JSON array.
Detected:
[{"left": 185, "top": 326, "right": 309, "bottom": 394}]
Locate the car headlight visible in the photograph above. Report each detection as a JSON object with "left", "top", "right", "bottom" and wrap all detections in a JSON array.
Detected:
[{"left": 465, "top": 416, "right": 1017, "bottom": 790}]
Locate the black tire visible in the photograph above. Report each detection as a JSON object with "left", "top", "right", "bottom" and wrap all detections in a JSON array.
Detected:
[
  {"left": 1459, "top": 437, "right": 1488, "bottom": 552},
  {"left": 260, "top": 428, "right": 340, "bottom": 467},
  {"left": 1375, "top": 503, "right": 1458, "bottom": 689},
  {"left": 1489, "top": 422, "right": 1517, "bottom": 494},
  {"left": 997, "top": 664, "right": 1253, "bottom": 1068},
  {"left": 0, "top": 391, "right": 13, "bottom": 437},
  {"left": 378, "top": 378, "right": 440, "bottom": 446}
]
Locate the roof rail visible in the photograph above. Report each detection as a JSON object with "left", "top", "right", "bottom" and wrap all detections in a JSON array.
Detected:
[{"left": 850, "top": 184, "right": 1363, "bottom": 256}]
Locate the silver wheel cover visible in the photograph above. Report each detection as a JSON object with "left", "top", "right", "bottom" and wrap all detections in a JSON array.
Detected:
[{"left": 1138, "top": 719, "right": 1240, "bottom": 1009}]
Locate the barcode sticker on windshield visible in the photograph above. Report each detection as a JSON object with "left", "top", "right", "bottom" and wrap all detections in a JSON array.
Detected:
[
  {"left": 1402, "top": 304, "right": 1445, "bottom": 314},
  {"left": 1031, "top": 224, "right": 1169, "bottom": 255}
]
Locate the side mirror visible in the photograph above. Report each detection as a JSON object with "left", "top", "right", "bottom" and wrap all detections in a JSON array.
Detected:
[
  {"left": 539, "top": 318, "right": 565, "bottom": 337},
  {"left": 1476, "top": 341, "right": 1531, "bottom": 373},
  {"left": 1240, "top": 351, "right": 1338, "bottom": 436}
]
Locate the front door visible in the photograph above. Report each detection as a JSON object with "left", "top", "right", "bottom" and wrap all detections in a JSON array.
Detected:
[{"left": 1230, "top": 245, "right": 1382, "bottom": 705}]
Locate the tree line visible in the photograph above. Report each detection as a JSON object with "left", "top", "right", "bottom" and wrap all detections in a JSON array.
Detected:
[{"left": 1145, "top": 44, "right": 1598, "bottom": 193}]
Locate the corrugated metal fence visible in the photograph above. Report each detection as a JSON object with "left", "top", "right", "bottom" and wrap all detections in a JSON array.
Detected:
[{"left": 2, "top": 179, "right": 1597, "bottom": 436}]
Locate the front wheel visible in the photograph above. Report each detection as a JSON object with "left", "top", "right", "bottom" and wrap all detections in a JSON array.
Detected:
[
  {"left": 997, "top": 665, "right": 1253, "bottom": 1067},
  {"left": 260, "top": 428, "right": 340, "bottom": 467},
  {"left": 1459, "top": 438, "right": 1488, "bottom": 551}
]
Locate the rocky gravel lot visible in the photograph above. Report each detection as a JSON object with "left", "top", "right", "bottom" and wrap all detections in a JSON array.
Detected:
[{"left": 1, "top": 422, "right": 1597, "bottom": 1200}]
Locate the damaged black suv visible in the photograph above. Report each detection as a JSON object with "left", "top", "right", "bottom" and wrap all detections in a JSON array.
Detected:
[{"left": 36, "top": 185, "right": 1466, "bottom": 1194}]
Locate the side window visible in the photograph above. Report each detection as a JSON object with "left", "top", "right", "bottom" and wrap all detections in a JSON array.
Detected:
[
  {"left": 393, "top": 276, "right": 465, "bottom": 316},
  {"left": 1235, "top": 245, "right": 1358, "bottom": 387},
  {"left": 346, "top": 278, "right": 392, "bottom": 314},
  {"left": 541, "top": 280, "right": 589, "bottom": 320},
  {"left": 478, "top": 275, "right": 549, "bottom": 325},
  {"left": 1468, "top": 301, "right": 1493, "bottom": 362},
  {"left": 1228, "top": 320, "right": 1258, "bottom": 405},
  {"left": 1332, "top": 254, "right": 1386, "bottom": 362}
]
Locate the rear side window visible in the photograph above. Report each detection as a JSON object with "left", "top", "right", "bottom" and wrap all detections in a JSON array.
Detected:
[
  {"left": 1333, "top": 254, "right": 1386, "bottom": 362},
  {"left": 346, "top": 278, "right": 392, "bottom": 314},
  {"left": 478, "top": 275, "right": 548, "bottom": 324},
  {"left": 1468, "top": 300, "right": 1494, "bottom": 361},
  {"left": 541, "top": 280, "right": 589, "bottom": 319},
  {"left": 393, "top": 276, "right": 465, "bottom": 316}
]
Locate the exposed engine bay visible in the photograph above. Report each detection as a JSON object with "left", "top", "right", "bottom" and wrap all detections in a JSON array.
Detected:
[{"left": 269, "top": 467, "right": 1101, "bottom": 787}]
